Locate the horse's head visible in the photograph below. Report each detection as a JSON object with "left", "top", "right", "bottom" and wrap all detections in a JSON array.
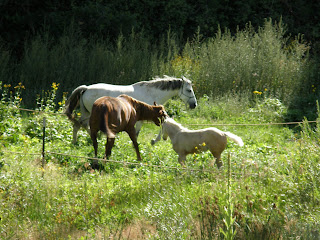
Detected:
[
  {"left": 179, "top": 76, "right": 197, "bottom": 109},
  {"left": 151, "top": 105, "right": 168, "bottom": 126},
  {"left": 162, "top": 117, "right": 177, "bottom": 141}
]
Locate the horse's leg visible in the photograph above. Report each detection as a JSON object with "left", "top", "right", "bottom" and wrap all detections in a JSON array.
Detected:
[
  {"left": 106, "top": 138, "right": 114, "bottom": 158},
  {"left": 151, "top": 128, "right": 162, "bottom": 145},
  {"left": 72, "top": 123, "right": 81, "bottom": 144},
  {"left": 90, "top": 130, "right": 100, "bottom": 169},
  {"left": 178, "top": 154, "right": 186, "bottom": 166},
  {"left": 105, "top": 137, "right": 115, "bottom": 159},
  {"left": 80, "top": 115, "right": 91, "bottom": 134},
  {"left": 91, "top": 133, "right": 98, "bottom": 157},
  {"left": 127, "top": 129, "right": 142, "bottom": 161},
  {"left": 72, "top": 113, "right": 90, "bottom": 144},
  {"left": 211, "top": 150, "right": 223, "bottom": 168},
  {"left": 135, "top": 121, "right": 143, "bottom": 137}
]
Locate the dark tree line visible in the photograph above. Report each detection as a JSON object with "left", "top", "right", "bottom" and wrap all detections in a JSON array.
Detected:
[{"left": 1, "top": 0, "right": 320, "bottom": 56}]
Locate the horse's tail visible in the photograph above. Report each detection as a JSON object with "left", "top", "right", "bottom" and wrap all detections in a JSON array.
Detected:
[
  {"left": 101, "top": 112, "right": 116, "bottom": 138},
  {"left": 224, "top": 132, "right": 244, "bottom": 147},
  {"left": 64, "top": 85, "right": 88, "bottom": 126}
]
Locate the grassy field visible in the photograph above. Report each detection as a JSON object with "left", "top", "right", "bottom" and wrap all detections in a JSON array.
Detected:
[{"left": 1, "top": 82, "right": 320, "bottom": 239}]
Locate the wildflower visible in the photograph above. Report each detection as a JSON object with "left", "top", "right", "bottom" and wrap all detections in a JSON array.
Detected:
[
  {"left": 14, "top": 82, "right": 25, "bottom": 89},
  {"left": 312, "top": 85, "right": 316, "bottom": 92},
  {"left": 202, "top": 142, "right": 206, "bottom": 146},
  {"left": 195, "top": 146, "right": 198, "bottom": 150},
  {"left": 52, "top": 82, "right": 60, "bottom": 91},
  {"left": 253, "top": 90, "right": 262, "bottom": 95},
  {"left": 264, "top": 88, "right": 267, "bottom": 91},
  {"left": 4, "top": 84, "right": 11, "bottom": 88}
]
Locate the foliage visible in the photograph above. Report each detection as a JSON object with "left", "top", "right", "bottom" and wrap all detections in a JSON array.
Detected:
[
  {"left": 1, "top": 19, "right": 318, "bottom": 121},
  {"left": 0, "top": 82, "right": 24, "bottom": 144},
  {"left": 1, "top": 0, "right": 319, "bottom": 54}
]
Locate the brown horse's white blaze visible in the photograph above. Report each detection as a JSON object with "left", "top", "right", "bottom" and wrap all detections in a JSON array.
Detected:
[
  {"left": 89, "top": 94, "right": 166, "bottom": 167},
  {"left": 162, "top": 118, "right": 244, "bottom": 168}
]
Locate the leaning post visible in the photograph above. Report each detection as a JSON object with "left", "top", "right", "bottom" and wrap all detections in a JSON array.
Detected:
[{"left": 42, "top": 117, "right": 46, "bottom": 169}]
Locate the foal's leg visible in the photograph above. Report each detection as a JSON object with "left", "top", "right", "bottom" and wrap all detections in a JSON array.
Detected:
[
  {"left": 105, "top": 137, "right": 115, "bottom": 159},
  {"left": 127, "top": 129, "right": 142, "bottom": 161},
  {"left": 211, "top": 150, "right": 223, "bottom": 168}
]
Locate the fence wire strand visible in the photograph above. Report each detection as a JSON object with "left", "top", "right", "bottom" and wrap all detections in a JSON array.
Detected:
[
  {"left": 13, "top": 106, "right": 318, "bottom": 126},
  {"left": 2, "top": 106, "right": 317, "bottom": 176}
]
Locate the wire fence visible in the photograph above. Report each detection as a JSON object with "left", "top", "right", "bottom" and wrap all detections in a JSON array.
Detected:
[
  {"left": 14, "top": 106, "right": 319, "bottom": 126},
  {"left": 2, "top": 106, "right": 318, "bottom": 174}
]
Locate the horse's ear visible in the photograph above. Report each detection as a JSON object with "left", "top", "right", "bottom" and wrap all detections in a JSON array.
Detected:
[{"left": 154, "top": 101, "right": 157, "bottom": 106}]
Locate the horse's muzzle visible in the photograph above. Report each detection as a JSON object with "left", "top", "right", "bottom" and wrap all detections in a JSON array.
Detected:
[{"left": 189, "top": 102, "right": 197, "bottom": 109}]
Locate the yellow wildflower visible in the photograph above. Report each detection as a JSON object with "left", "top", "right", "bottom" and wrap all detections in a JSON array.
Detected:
[
  {"left": 253, "top": 90, "right": 262, "bottom": 95},
  {"left": 14, "top": 82, "right": 25, "bottom": 89},
  {"left": 202, "top": 142, "right": 206, "bottom": 146},
  {"left": 52, "top": 82, "right": 60, "bottom": 90}
]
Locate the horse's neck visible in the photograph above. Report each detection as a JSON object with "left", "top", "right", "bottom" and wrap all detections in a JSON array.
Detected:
[
  {"left": 165, "top": 123, "right": 184, "bottom": 139},
  {"left": 133, "top": 85, "right": 179, "bottom": 105},
  {"left": 135, "top": 103, "right": 156, "bottom": 121},
  {"left": 156, "top": 89, "right": 179, "bottom": 104}
]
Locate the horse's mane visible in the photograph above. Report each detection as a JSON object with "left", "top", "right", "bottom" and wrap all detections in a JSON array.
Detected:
[
  {"left": 119, "top": 94, "right": 163, "bottom": 115},
  {"left": 164, "top": 118, "right": 188, "bottom": 131},
  {"left": 136, "top": 75, "right": 188, "bottom": 91}
]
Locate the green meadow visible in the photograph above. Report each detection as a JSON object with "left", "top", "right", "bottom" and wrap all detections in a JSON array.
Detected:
[{"left": 1, "top": 20, "right": 320, "bottom": 239}]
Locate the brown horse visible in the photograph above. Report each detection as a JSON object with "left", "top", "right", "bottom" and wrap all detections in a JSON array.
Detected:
[{"left": 89, "top": 94, "right": 167, "bottom": 165}]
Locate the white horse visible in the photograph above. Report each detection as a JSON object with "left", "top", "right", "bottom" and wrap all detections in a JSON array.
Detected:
[
  {"left": 162, "top": 118, "right": 244, "bottom": 168},
  {"left": 65, "top": 76, "right": 197, "bottom": 144}
]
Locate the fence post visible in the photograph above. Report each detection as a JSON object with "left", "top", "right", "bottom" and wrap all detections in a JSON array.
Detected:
[{"left": 42, "top": 117, "right": 46, "bottom": 169}]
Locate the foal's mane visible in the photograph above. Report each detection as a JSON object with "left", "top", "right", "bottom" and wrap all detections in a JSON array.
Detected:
[
  {"left": 164, "top": 118, "right": 187, "bottom": 131},
  {"left": 136, "top": 75, "right": 187, "bottom": 91}
]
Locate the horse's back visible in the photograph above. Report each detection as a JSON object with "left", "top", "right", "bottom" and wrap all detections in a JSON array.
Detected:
[
  {"left": 177, "top": 128, "right": 227, "bottom": 148},
  {"left": 82, "top": 84, "right": 135, "bottom": 113}
]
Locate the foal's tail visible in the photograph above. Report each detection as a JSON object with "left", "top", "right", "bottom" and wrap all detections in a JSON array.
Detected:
[
  {"left": 224, "top": 132, "right": 244, "bottom": 147},
  {"left": 64, "top": 85, "right": 88, "bottom": 126}
]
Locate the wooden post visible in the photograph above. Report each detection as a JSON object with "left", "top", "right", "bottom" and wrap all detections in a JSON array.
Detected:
[{"left": 42, "top": 117, "right": 46, "bottom": 169}]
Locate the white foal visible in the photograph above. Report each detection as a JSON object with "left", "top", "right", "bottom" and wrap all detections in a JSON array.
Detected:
[{"left": 162, "top": 118, "right": 244, "bottom": 168}]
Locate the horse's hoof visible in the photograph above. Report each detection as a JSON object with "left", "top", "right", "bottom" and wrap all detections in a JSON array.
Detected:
[{"left": 151, "top": 139, "right": 155, "bottom": 145}]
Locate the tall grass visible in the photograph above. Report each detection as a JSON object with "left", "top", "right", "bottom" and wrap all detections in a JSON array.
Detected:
[
  {"left": 182, "top": 19, "right": 311, "bottom": 104},
  {"left": 0, "top": 18, "right": 316, "bottom": 111}
]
